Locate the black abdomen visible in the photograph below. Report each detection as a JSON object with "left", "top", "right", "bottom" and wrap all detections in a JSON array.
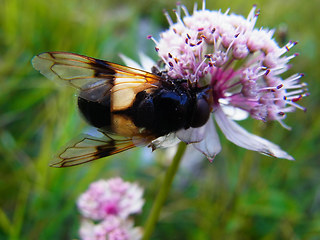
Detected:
[
  {"left": 77, "top": 83, "right": 210, "bottom": 137},
  {"left": 77, "top": 85, "right": 112, "bottom": 129},
  {"left": 130, "top": 88, "right": 193, "bottom": 136},
  {"left": 78, "top": 96, "right": 111, "bottom": 129}
]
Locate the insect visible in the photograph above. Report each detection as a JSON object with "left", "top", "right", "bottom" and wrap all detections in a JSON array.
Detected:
[{"left": 32, "top": 52, "right": 212, "bottom": 167}]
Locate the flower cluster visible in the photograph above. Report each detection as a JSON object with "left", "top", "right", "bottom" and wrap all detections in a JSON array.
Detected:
[
  {"left": 79, "top": 216, "right": 142, "bottom": 240},
  {"left": 142, "top": 1, "right": 308, "bottom": 160},
  {"left": 78, "top": 178, "right": 144, "bottom": 220},
  {"left": 77, "top": 178, "right": 144, "bottom": 240}
]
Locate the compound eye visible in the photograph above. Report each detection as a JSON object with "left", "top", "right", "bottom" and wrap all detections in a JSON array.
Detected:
[{"left": 190, "top": 98, "right": 211, "bottom": 128}]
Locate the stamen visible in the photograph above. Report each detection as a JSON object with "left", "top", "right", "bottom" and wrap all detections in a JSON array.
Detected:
[
  {"left": 268, "top": 65, "right": 289, "bottom": 75},
  {"left": 173, "top": 9, "right": 184, "bottom": 25},
  {"left": 147, "top": 35, "right": 159, "bottom": 45},
  {"left": 255, "top": 8, "right": 260, "bottom": 17},
  {"left": 286, "top": 100, "right": 307, "bottom": 112},
  {"left": 163, "top": 9, "right": 173, "bottom": 26},
  {"left": 202, "top": 0, "right": 206, "bottom": 11},
  {"left": 277, "top": 119, "right": 292, "bottom": 130},
  {"left": 284, "top": 53, "right": 298, "bottom": 62},
  {"left": 284, "top": 83, "right": 306, "bottom": 90},
  {"left": 181, "top": 4, "right": 190, "bottom": 16},
  {"left": 218, "top": 36, "right": 237, "bottom": 65},
  {"left": 286, "top": 92, "right": 309, "bottom": 101},
  {"left": 224, "top": 8, "right": 230, "bottom": 15},
  {"left": 277, "top": 84, "right": 283, "bottom": 89},
  {"left": 193, "top": 2, "right": 198, "bottom": 13},
  {"left": 247, "top": 5, "right": 258, "bottom": 29},
  {"left": 192, "top": 56, "right": 208, "bottom": 79},
  {"left": 176, "top": 2, "right": 181, "bottom": 17},
  {"left": 285, "top": 89, "right": 305, "bottom": 97},
  {"left": 201, "top": 34, "right": 207, "bottom": 40},
  {"left": 259, "top": 86, "right": 282, "bottom": 92},
  {"left": 291, "top": 95, "right": 303, "bottom": 102},
  {"left": 265, "top": 69, "right": 271, "bottom": 75},
  {"left": 283, "top": 73, "right": 305, "bottom": 88},
  {"left": 280, "top": 41, "right": 298, "bottom": 55},
  {"left": 234, "top": 33, "right": 240, "bottom": 38}
]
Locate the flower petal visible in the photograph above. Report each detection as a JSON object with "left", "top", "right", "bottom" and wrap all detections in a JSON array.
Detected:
[
  {"left": 119, "top": 52, "right": 156, "bottom": 72},
  {"left": 150, "top": 133, "right": 180, "bottom": 150},
  {"left": 176, "top": 124, "right": 207, "bottom": 144},
  {"left": 119, "top": 54, "right": 142, "bottom": 69},
  {"left": 219, "top": 100, "right": 249, "bottom": 121},
  {"left": 214, "top": 107, "right": 294, "bottom": 160},
  {"left": 192, "top": 119, "right": 221, "bottom": 161},
  {"left": 138, "top": 52, "right": 156, "bottom": 71}
]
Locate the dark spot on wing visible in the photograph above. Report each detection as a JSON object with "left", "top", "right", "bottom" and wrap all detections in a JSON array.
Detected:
[
  {"left": 95, "top": 141, "right": 117, "bottom": 158},
  {"left": 90, "top": 59, "right": 116, "bottom": 79}
]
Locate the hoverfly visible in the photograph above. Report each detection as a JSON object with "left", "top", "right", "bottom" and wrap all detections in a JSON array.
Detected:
[{"left": 32, "top": 52, "right": 212, "bottom": 167}]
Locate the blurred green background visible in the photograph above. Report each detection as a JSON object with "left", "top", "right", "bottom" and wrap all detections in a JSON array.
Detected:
[{"left": 0, "top": 0, "right": 319, "bottom": 239}]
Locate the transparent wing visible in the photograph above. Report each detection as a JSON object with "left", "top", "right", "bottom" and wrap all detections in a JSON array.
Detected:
[
  {"left": 32, "top": 51, "right": 162, "bottom": 91},
  {"left": 51, "top": 133, "right": 150, "bottom": 167}
]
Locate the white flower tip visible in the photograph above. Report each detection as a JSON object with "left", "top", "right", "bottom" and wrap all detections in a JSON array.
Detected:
[
  {"left": 138, "top": 52, "right": 156, "bottom": 71},
  {"left": 119, "top": 53, "right": 156, "bottom": 72},
  {"left": 191, "top": 119, "right": 222, "bottom": 159},
  {"left": 215, "top": 107, "right": 295, "bottom": 161},
  {"left": 287, "top": 155, "right": 295, "bottom": 161},
  {"left": 207, "top": 155, "right": 216, "bottom": 163},
  {"left": 119, "top": 54, "right": 141, "bottom": 69},
  {"left": 262, "top": 149, "right": 295, "bottom": 161}
]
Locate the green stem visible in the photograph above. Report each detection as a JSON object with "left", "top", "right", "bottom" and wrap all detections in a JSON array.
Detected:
[{"left": 142, "top": 142, "right": 187, "bottom": 240}]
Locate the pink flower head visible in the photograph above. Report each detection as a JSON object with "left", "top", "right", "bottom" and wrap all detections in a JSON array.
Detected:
[
  {"left": 141, "top": 1, "right": 308, "bottom": 160},
  {"left": 77, "top": 178, "right": 144, "bottom": 220},
  {"left": 79, "top": 216, "right": 142, "bottom": 240}
]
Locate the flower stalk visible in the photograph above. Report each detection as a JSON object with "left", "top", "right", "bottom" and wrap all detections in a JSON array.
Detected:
[{"left": 142, "top": 142, "right": 187, "bottom": 240}]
